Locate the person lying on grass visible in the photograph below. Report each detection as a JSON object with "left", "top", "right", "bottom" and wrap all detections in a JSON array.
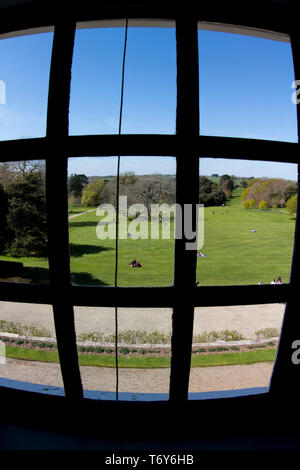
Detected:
[{"left": 130, "top": 259, "right": 144, "bottom": 268}]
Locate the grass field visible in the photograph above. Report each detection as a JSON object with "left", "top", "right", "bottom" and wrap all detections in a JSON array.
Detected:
[
  {"left": 0, "top": 188, "right": 296, "bottom": 286},
  {"left": 4, "top": 344, "right": 276, "bottom": 368},
  {"left": 68, "top": 187, "right": 295, "bottom": 286}
]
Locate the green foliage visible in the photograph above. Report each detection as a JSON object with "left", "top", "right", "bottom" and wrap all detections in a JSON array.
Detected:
[
  {"left": 0, "top": 184, "right": 9, "bottom": 252},
  {"left": 242, "top": 200, "right": 250, "bottom": 209},
  {"left": 0, "top": 319, "right": 51, "bottom": 337},
  {"left": 259, "top": 200, "right": 269, "bottom": 210},
  {"left": 242, "top": 177, "right": 289, "bottom": 208},
  {"left": 255, "top": 327, "right": 280, "bottom": 339},
  {"left": 193, "top": 329, "right": 245, "bottom": 343},
  {"left": 68, "top": 174, "right": 89, "bottom": 198},
  {"left": 5, "top": 171, "right": 47, "bottom": 257},
  {"left": 242, "top": 198, "right": 256, "bottom": 209},
  {"left": 81, "top": 178, "right": 105, "bottom": 206},
  {"left": 199, "top": 176, "right": 226, "bottom": 206},
  {"left": 284, "top": 184, "right": 297, "bottom": 204},
  {"left": 286, "top": 194, "right": 297, "bottom": 216},
  {"left": 119, "top": 172, "right": 137, "bottom": 185}
]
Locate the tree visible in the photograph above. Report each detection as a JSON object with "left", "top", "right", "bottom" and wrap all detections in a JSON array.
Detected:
[
  {"left": 132, "top": 177, "right": 167, "bottom": 213},
  {"left": 81, "top": 178, "right": 105, "bottom": 206},
  {"left": 220, "top": 174, "right": 234, "bottom": 192},
  {"left": 68, "top": 174, "right": 89, "bottom": 198},
  {"left": 199, "top": 176, "right": 226, "bottom": 206},
  {"left": 242, "top": 178, "right": 289, "bottom": 208},
  {"left": 259, "top": 200, "right": 269, "bottom": 210},
  {"left": 284, "top": 184, "right": 297, "bottom": 204},
  {"left": 242, "top": 200, "right": 250, "bottom": 209},
  {"left": 119, "top": 172, "right": 137, "bottom": 185},
  {"left": 286, "top": 194, "right": 297, "bottom": 216},
  {"left": 6, "top": 171, "right": 47, "bottom": 257},
  {"left": 0, "top": 183, "right": 9, "bottom": 252}
]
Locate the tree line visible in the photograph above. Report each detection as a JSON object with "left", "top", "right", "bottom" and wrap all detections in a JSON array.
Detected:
[
  {"left": 0, "top": 162, "right": 47, "bottom": 257},
  {"left": 68, "top": 172, "right": 237, "bottom": 209},
  {"left": 241, "top": 177, "right": 297, "bottom": 214}
]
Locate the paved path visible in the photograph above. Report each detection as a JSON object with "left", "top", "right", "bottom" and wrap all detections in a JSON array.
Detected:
[
  {"left": 0, "top": 302, "right": 286, "bottom": 340},
  {"left": 0, "top": 302, "right": 284, "bottom": 394},
  {"left": 0, "top": 358, "right": 274, "bottom": 394},
  {"left": 68, "top": 209, "right": 96, "bottom": 219}
]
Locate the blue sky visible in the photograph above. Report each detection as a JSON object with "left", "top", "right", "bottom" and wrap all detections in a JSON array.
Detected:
[{"left": 0, "top": 24, "right": 298, "bottom": 180}]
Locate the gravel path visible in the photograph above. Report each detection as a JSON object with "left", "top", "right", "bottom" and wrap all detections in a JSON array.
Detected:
[
  {"left": 0, "top": 359, "right": 274, "bottom": 394},
  {"left": 0, "top": 302, "right": 286, "bottom": 339},
  {"left": 0, "top": 301, "right": 284, "bottom": 394}
]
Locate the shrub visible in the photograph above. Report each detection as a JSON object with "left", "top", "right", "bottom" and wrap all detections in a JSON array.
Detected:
[
  {"left": 255, "top": 327, "right": 280, "bottom": 339},
  {"left": 0, "top": 319, "right": 51, "bottom": 338},
  {"left": 286, "top": 194, "right": 297, "bottom": 216},
  {"left": 259, "top": 200, "right": 269, "bottom": 210},
  {"left": 242, "top": 200, "right": 250, "bottom": 209},
  {"left": 119, "top": 347, "right": 130, "bottom": 354},
  {"left": 193, "top": 329, "right": 245, "bottom": 343}
]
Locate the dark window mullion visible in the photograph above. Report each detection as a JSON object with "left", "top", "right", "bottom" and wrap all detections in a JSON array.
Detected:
[
  {"left": 169, "top": 16, "right": 199, "bottom": 402},
  {"left": 46, "top": 21, "right": 83, "bottom": 400},
  {"left": 269, "top": 28, "right": 300, "bottom": 398}
]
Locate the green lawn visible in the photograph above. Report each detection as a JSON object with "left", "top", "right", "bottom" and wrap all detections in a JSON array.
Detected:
[
  {"left": 0, "top": 189, "right": 296, "bottom": 286},
  {"left": 5, "top": 344, "right": 276, "bottom": 368}
]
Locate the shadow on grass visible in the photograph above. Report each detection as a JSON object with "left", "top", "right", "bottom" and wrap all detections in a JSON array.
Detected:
[
  {"left": 69, "top": 243, "right": 112, "bottom": 258},
  {"left": 71, "top": 271, "right": 109, "bottom": 286},
  {"left": 69, "top": 221, "right": 98, "bottom": 228},
  {"left": 23, "top": 266, "right": 50, "bottom": 283}
]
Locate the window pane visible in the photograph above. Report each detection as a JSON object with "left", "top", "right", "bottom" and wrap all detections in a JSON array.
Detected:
[
  {"left": 0, "top": 31, "right": 53, "bottom": 141},
  {"left": 68, "top": 156, "right": 176, "bottom": 286},
  {"left": 198, "top": 28, "right": 297, "bottom": 142},
  {"left": 188, "top": 303, "right": 285, "bottom": 397},
  {"left": 69, "top": 20, "right": 176, "bottom": 135},
  {"left": 197, "top": 159, "right": 297, "bottom": 286},
  {"left": 74, "top": 306, "right": 171, "bottom": 400},
  {"left": 0, "top": 161, "right": 49, "bottom": 284},
  {"left": 0, "top": 301, "right": 63, "bottom": 394}
]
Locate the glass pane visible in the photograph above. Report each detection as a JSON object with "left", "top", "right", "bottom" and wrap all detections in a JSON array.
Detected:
[
  {"left": 0, "top": 301, "right": 63, "bottom": 393},
  {"left": 198, "top": 28, "right": 297, "bottom": 142},
  {"left": 68, "top": 156, "right": 176, "bottom": 286},
  {"left": 0, "top": 161, "right": 49, "bottom": 283},
  {"left": 0, "top": 30, "right": 53, "bottom": 141},
  {"left": 197, "top": 158, "right": 297, "bottom": 286},
  {"left": 75, "top": 306, "right": 171, "bottom": 399},
  {"left": 69, "top": 20, "right": 176, "bottom": 135},
  {"left": 189, "top": 303, "right": 285, "bottom": 397}
]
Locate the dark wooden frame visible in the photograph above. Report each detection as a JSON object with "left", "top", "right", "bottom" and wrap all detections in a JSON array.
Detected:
[{"left": 0, "top": 2, "right": 300, "bottom": 432}]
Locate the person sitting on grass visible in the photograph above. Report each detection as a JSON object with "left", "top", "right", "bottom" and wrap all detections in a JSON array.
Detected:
[{"left": 130, "top": 259, "right": 144, "bottom": 268}]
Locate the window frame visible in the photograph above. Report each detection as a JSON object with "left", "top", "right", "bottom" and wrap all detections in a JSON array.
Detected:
[{"left": 0, "top": 4, "right": 299, "bottom": 417}]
